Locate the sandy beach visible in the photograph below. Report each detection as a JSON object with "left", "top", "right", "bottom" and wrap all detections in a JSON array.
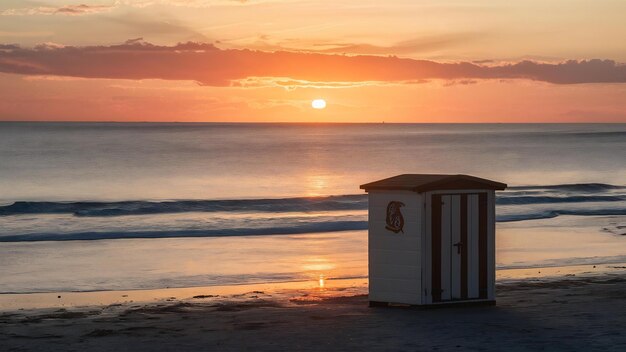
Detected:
[{"left": 2, "top": 270, "right": 625, "bottom": 351}]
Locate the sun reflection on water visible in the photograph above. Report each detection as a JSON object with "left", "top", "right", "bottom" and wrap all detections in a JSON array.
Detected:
[
  {"left": 302, "top": 257, "right": 335, "bottom": 271},
  {"left": 319, "top": 275, "right": 325, "bottom": 289},
  {"left": 305, "top": 174, "right": 329, "bottom": 197}
]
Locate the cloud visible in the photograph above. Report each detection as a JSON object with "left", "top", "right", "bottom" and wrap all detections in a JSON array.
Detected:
[
  {"left": 155, "top": 0, "right": 252, "bottom": 5},
  {"left": 222, "top": 33, "right": 480, "bottom": 57},
  {"left": 0, "top": 41, "right": 624, "bottom": 86},
  {"left": 230, "top": 77, "right": 415, "bottom": 90},
  {"left": 472, "top": 59, "right": 494, "bottom": 64},
  {"left": 0, "top": 44, "right": 20, "bottom": 50},
  {"left": 102, "top": 14, "right": 209, "bottom": 42},
  {"left": 309, "top": 35, "right": 479, "bottom": 56},
  {"left": 443, "top": 79, "right": 478, "bottom": 87},
  {"left": 1, "top": 4, "right": 114, "bottom": 16}
]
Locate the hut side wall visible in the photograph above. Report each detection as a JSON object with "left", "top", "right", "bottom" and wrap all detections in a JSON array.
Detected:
[
  {"left": 368, "top": 190, "right": 423, "bottom": 305},
  {"left": 488, "top": 190, "right": 496, "bottom": 300}
]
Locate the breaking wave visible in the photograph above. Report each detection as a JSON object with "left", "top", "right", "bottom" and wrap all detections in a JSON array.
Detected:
[
  {"left": 0, "top": 195, "right": 367, "bottom": 217},
  {"left": 0, "top": 183, "right": 624, "bottom": 242},
  {"left": 1, "top": 183, "right": 624, "bottom": 217},
  {"left": 0, "top": 220, "right": 368, "bottom": 242}
]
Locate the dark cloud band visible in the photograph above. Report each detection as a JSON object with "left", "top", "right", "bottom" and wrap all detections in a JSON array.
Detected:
[{"left": 0, "top": 41, "right": 624, "bottom": 85}]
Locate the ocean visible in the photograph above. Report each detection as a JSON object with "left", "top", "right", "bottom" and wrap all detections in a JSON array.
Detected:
[{"left": 0, "top": 122, "right": 625, "bottom": 293}]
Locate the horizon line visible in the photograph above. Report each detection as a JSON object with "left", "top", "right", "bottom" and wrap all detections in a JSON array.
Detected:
[{"left": 1, "top": 121, "right": 624, "bottom": 124}]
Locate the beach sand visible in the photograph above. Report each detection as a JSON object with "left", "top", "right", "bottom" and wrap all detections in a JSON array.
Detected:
[{"left": 2, "top": 271, "right": 625, "bottom": 351}]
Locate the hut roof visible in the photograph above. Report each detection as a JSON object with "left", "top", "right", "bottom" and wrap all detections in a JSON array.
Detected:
[{"left": 360, "top": 174, "right": 507, "bottom": 192}]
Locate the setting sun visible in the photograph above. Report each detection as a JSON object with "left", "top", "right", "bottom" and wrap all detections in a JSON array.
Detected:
[{"left": 311, "top": 99, "right": 327, "bottom": 109}]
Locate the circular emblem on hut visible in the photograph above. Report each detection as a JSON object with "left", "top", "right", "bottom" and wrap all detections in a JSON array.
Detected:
[{"left": 385, "top": 201, "right": 405, "bottom": 233}]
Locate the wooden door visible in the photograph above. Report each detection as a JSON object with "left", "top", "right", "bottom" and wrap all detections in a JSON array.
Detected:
[{"left": 431, "top": 193, "right": 488, "bottom": 302}]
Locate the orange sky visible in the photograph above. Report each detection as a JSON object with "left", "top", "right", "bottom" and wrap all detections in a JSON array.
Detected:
[{"left": 1, "top": 0, "right": 625, "bottom": 122}]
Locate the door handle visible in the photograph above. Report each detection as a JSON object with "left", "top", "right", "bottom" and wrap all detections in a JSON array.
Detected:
[{"left": 453, "top": 242, "right": 463, "bottom": 254}]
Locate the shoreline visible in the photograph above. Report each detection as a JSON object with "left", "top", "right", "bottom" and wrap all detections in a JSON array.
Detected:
[
  {"left": 2, "top": 215, "right": 624, "bottom": 301},
  {"left": 1, "top": 263, "right": 624, "bottom": 312},
  {"left": 1, "top": 270, "right": 625, "bottom": 351}
]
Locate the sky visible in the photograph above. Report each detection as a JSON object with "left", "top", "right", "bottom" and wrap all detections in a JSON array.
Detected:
[{"left": 0, "top": 0, "right": 625, "bottom": 122}]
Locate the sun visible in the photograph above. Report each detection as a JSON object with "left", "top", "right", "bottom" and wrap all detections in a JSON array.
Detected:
[{"left": 311, "top": 99, "right": 326, "bottom": 109}]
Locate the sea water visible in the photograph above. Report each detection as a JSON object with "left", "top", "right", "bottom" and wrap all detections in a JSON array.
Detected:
[{"left": 0, "top": 123, "right": 624, "bottom": 293}]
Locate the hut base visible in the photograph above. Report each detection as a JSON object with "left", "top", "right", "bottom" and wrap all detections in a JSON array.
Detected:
[{"left": 369, "top": 300, "right": 496, "bottom": 309}]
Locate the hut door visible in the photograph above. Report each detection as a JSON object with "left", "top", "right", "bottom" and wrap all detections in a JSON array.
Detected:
[{"left": 431, "top": 193, "right": 488, "bottom": 302}]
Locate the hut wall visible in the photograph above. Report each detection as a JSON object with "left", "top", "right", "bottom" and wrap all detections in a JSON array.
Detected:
[{"left": 368, "top": 190, "right": 424, "bottom": 305}]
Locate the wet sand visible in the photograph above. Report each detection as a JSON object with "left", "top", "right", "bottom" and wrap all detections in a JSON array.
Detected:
[{"left": 2, "top": 272, "right": 625, "bottom": 351}]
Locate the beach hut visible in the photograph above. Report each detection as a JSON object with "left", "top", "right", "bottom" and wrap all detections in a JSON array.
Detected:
[{"left": 360, "top": 174, "right": 507, "bottom": 307}]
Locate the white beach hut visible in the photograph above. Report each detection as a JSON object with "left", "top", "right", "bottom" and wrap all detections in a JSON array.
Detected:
[{"left": 360, "top": 174, "right": 507, "bottom": 307}]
